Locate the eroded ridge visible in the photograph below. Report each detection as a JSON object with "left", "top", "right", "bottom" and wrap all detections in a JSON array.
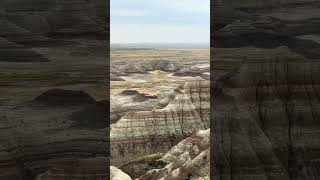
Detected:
[{"left": 110, "top": 80, "right": 210, "bottom": 166}]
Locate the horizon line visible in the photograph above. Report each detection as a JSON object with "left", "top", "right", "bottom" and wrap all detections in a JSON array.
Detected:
[{"left": 111, "top": 42, "right": 210, "bottom": 45}]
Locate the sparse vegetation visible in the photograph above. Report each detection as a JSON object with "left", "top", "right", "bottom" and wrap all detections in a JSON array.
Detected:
[
  {"left": 111, "top": 48, "right": 209, "bottom": 62},
  {"left": 110, "top": 47, "right": 210, "bottom": 179},
  {"left": 110, "top": 48, "right": 209, "bottom": 96}
]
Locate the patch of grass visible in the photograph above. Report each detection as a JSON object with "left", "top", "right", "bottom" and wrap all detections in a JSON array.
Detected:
[
  {"left": 121, "top": 152, "right": 166, "bottom": 170},
  {"left": 133, "top": 152, "right": 164, "bottom": 164},
  {"left": 111, "top": 48, "right": 209, "bottom": 62}
]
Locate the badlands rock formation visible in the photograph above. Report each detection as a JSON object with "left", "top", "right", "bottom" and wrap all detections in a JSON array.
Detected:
[
  {"left": 110, "top": 166, "right": 132, "bottom": 180},
  {"left": 110, "top": 58, "right": 210, "bottom": 125},
  {"left": 110, "top": 90, "right": 162, "bottom": 123},
  {"left": 137, "top": 129, "right": 210, "bottom": 180},
  {"left": 110, "top": 80, "right": 210, "bottom": 177},
  {"left": 110, "top": 60, "right": 209, "bottom": 80},
  {"left": 212, "top": 1, "right": 320, "bottom": 179}
]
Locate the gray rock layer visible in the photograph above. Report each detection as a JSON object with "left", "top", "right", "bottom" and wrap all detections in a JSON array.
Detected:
[
  {"left": 137, "top": 129, "right": 210, "bottom": 180},
  {"left": 110, "top": 81, "right": 210, "bottom": 167}
]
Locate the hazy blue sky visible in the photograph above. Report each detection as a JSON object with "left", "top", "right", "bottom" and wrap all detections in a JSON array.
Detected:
[{"left": 111, "top": 0, "right": 210, "bottom": 44}]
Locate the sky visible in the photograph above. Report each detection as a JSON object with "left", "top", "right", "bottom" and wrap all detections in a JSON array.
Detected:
[{"left": 111, "top": 0, "right": 210, "bottom": 44}]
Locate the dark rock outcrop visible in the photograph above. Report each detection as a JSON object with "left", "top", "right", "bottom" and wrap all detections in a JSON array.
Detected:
[
  {"left": 120, "top": 90, "right": 142, "bottom": 96},
  {"left": 33, "top": 89, "right": 96, "bottom": 105}
]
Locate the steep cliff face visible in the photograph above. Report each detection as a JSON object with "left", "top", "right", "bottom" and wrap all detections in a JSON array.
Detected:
[
  {"left": 137, "top": 129, "right": 210, "bottom": 180},
  {"left": 108, "top": 129, "right": 209, "bottom": 180},
  {"left": 212, "top": 1, "right": 320, "bottom": 179},
  {"left": 110, "top": 81, "right": 210, "bottom": 171}
]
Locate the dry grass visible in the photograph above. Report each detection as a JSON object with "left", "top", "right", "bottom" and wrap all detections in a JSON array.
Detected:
[{"left": 111, "top": 48, "right": 209, "bottom": 62}]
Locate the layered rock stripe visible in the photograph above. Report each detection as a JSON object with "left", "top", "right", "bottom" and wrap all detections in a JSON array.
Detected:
[{"left": 111, "top": 80, "right": 210, "bottom": 166}]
